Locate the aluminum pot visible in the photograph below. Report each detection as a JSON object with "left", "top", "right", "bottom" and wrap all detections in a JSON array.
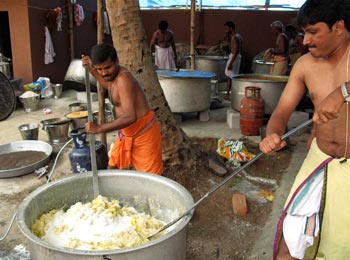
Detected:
[
  {"left": 230, "top": 74, "right": 288, "bottom": 115},
  {"left": 0, "top": 61, "right": 11, "bottom": 79},
  {"left": 252, "top": 60, "right": 274, "bottom": 74},
  {"left": 185, "top": 55, "right": 228, "bottom": 82},
  {"left": 17, "top": 171, "right": 194, "bottom": 260},
  {"left": 156, "top": 69, "right": 214, "bottom": 114},
  {"left": 41, "top": 118, "right": 71, "bottom": 144}
]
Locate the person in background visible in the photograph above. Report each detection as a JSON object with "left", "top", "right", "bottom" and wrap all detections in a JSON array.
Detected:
[
  {"left": 285, "top": 24, "right": 308, "bottom": 66},
  {"left": 224, "top": 21, "right": 242, "bottom": 100},
  {"left": 205, "top": 21, "right": 235, "bottom": 56},
  {"left": 265, "top": 20, "right": 289, "bottom": 75},
  {"left": 259, "top": 0, "right": 350, "bottom": 259},
  {"left": 150, "top": 20, "right": 177, "bottom": 70},
  {"left": 82, "top": 43, "right": 163, "bottom": 175}
]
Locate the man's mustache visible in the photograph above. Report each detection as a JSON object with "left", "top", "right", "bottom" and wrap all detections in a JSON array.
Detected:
[{"left": 102, "top": 74, "right": 112, "bottom": 79}]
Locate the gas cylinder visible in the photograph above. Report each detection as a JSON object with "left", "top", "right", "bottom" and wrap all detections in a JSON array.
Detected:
[
  {"left": 240, "top": 86, "right": 265, "bottom": 136},
  {"left": 68, "top": 127, "right": 109, "bottom": 173}
]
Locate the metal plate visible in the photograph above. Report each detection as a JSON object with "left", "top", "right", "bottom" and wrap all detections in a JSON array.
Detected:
[
  {"left": 0, "top": 141, "right": 52, "bottom": 178},
  {"left": 0, "top": 71, "right": 16, "bottom": 121}
]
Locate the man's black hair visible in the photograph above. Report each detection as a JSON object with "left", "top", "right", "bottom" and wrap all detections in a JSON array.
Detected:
[
  {"left": 297, "top": 0, "right": 350, "bottom": 31},
  {"left": 159, "top": 20, "right": 169, "bottom": 31},
  {"left": 90, "top": 43, "right": 118, "bottom": 65},
  {"left": 224, "top": 21, "right": 235, "bottom": 31}
]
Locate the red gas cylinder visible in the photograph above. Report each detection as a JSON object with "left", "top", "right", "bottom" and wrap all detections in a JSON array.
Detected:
[{"left": 240, "top": 86, "right": 265, "bottom": 136}]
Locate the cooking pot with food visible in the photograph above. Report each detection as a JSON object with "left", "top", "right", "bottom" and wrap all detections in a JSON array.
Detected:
[{"left": 17, "top": 171, "right": 194, "bottom": 260}]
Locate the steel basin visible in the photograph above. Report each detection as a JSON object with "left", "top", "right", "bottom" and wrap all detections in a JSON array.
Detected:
[
  {"left": 230, "top": 74, "right": 288, "bottom": 114},
  {"left": 156, "top": 69, "right": 215, "bottom": 113},
  {"left": 0, "top": 141, "right": 52, "bottom": 178},
  {"left": 17, "top": 171, "right": 194, "bottom": 260},
  {"left": 252, "top": 60, "right": 274, "bottom": 74},
  {"left": 185, "top": 55, "right": 228, "bottom": 82}
]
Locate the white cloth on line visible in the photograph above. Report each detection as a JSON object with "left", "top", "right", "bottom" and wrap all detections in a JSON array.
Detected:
[{"left": 44, "top": 26, "right": 56, "bottom": 64}]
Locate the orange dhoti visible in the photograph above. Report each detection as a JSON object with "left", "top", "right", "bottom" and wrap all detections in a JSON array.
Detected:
[{"left": 109, "top": 111, "right": 163, "bottom": 175}]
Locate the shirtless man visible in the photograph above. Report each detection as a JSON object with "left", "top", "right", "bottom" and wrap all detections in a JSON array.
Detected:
[
  {"left": 266, "top": 20, "right": 289, "bottom": 75},
  {"left": 82, "top": 43, "right": 163, "bottom": 175},
  {"left": 150, "top": 20, "right": 177, "bottom": 69},
  {"left": 259, "top": 0, "right": 350, "bottom": 259}
]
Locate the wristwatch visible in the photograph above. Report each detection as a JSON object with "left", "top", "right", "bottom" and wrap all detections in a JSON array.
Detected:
[{"left": 341, "top": 82, "right": 350, "bottom": 102}]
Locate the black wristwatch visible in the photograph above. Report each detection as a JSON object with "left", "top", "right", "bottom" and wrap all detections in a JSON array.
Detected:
[{"left": 341, "top": 83, "right": 350, "bottom": 102}]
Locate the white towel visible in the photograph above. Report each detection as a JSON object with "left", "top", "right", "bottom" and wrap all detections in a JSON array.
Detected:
[
  {"left": 44, "top": 26, "right": 56, "bottom": 64},
  {"left": 283, "top": 169, "right": 324, "bottom": 259}
]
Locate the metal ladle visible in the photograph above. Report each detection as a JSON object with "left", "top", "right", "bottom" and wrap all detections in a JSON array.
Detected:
[
  {"left": 84, "top": 65, "right": 100, "bottom": 197},
  {"left": 148, "top": 119, "right": 313, "bottom": 239}
]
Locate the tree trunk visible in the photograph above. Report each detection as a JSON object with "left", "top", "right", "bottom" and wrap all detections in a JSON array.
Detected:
[{"left": 105, "top": 0, "right": 199, "bottom": 170}]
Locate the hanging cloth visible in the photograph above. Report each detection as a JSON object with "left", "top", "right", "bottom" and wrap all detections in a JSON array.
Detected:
[
  {"left": 44, "top": 26, "right": 56, "bottom": 64},
  {"left": 74, "top": 4, "right": 85, "bottom": 26}
]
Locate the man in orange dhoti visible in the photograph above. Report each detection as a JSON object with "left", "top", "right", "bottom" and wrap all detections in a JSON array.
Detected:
[{"left": 82, "top": 43, "right": 163, "bottom": 175}]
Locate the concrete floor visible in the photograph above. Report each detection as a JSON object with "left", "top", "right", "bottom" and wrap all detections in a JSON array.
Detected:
[{"left": 0, "top": 88, "right": 309, "bottom": 259}]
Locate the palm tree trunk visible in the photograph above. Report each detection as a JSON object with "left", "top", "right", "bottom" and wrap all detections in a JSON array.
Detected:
[{"left": 105, "top": 0, "right": 199, "bottom": 170}]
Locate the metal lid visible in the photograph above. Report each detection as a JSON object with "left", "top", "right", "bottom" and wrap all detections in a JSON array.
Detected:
[{"left": 0, "top": 71, "right": 16, "bottom": 121}]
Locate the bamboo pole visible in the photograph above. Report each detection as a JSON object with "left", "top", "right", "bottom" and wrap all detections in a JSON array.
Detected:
[
  {"left": 67, "top": 0, "right": 74, "bottom": 60},
  {"left": 190, "top": 0, "right": 196, "bottom": 70},
  {"left": 96, "top": 0, "right": 107, "bottom": 147}
]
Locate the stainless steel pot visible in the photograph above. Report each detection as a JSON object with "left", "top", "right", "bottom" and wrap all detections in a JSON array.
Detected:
[
  {"left": 0, "top": 62, "right": 11, "bottom": 79},
  {"left": 185, "top": 55, "right": 228, "bottom": 82},
  {"left": 230, "top": 74, "right": 288, "bottom": 115},
  {"left": 156, "top": 69, "right": 214, "bottom": 115},
  {"left": 17, "top": 171, "right": 194, "bottom": 260},
  {"left": 41, "top": 118, "right": 71, "bottom": 144}
]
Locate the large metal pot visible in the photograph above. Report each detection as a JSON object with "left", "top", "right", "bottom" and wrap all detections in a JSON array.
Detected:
[
  {"left": 230, "top": 74, "right": 288, "bottom": 115},
  {"left": 17, "top": 171, "right": 194, "bottom": 260},
  {"left": 252, "top": 60, "right": 274, "bottom": 74},
  {"left": 156, "top": 69, "right": 215, "bottom": 120},
  {"left": 185, "top": 55, "right": 228, "bottom": 82}
]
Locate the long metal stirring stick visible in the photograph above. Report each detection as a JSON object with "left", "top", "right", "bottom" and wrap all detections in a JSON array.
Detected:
[
  {"left": 148, "top": 119, "right": 313, "bottom": 239},
  {"left": 84, "top": 65, "right": 100, "bottom": 198}
]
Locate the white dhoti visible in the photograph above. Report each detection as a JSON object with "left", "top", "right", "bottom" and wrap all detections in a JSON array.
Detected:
[
  {"left": 155, "top": 45, "right": 176, "bottom": 70},
  {"left": 225, "top": 53, "right": 241, "bottom": 77}
]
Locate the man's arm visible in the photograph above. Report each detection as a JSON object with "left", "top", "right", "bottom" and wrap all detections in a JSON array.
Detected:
[
  {"left": 150, "top": 31, "right": 158, "bottom": 53},
  {"left": 170, "top": 33, "right": 177, "bottom": 65},
  {"left": 260, "top": 59, "right": 307, "bottom": 153}
]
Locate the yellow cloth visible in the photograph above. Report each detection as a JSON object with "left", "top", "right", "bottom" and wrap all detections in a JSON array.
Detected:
[
  {"left": 284, "top": 139, "right": 350, "bottom": 259},
  {"left": 109, "top": 111, "right": 163, "bottom": 175}
]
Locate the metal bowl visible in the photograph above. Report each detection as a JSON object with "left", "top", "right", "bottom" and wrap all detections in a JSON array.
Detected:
[{"left": 0, "top": 141, "right": 52, "bottom": 178}]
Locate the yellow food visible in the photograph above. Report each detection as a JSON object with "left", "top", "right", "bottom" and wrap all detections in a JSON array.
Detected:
[
  {"left": 31, "top": 195, "right": 165, "bottom": 250},
  {"left": 66, "top": 111, "right": 88, "bottom": 118}
]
